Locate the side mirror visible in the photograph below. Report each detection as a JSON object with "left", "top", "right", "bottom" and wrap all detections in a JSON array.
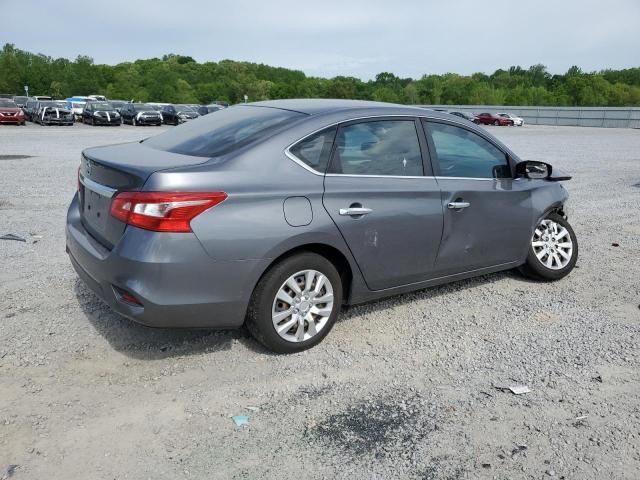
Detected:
[
  {"left": 515, "top": 160, "right": 551, "bottom": 179},
  {"left": 515, "top": 161, "right": 572, "bottom": 181}
]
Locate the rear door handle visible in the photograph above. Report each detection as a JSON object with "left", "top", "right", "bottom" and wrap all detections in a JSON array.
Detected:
[
  {"left": 339, "top": 207, "right": 373, "bottom": 216},
  {"left": 447, "top": 201, "right": 471, "bottom": 209}
]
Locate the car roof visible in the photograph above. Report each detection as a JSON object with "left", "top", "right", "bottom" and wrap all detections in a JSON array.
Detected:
[{"left": 249, "top": 99, "right": 446, "bottom": 118}]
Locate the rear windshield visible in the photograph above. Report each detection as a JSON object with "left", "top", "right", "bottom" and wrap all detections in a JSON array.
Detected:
[{"left": 145, "top": 106, "right": 306, "bottom": 158}]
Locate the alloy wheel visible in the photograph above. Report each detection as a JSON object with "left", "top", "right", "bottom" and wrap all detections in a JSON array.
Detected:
[
  {"left": 271, "top": 269, "right": 334, "bottom": 343},
  {"left": 531, "top": 219, "right": 573, "bottom": 270}
]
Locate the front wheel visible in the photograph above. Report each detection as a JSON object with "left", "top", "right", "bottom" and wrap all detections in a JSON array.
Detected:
[
  {"left": 520, "top": 212, "right": 578, "bottom": 281},
  {"left": 493, "top": 120, "right": 500, "bottom": 126},
  {"left": 246, "top": 253, "right": 343, "bottom": 353}
]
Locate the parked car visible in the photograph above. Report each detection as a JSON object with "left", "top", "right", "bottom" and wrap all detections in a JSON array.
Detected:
[
  {"left": 498, "top": 113, "right": 524, "bottom": 126},
  {"left": 109, "top": 100, "right": 128, "bottom": 113},
  {"left": 32, "top": 95, "right": 53, "bottom": 101},
  {"left": 449, "top": 111, "right": 480, "bottom": 123},
  {"left": 0, "top": 99, "right": 26, "bottom": 125},
  {"left": 12, "top": 95, "right": 28, "bottom": 108},
  {"left": 120, "top": 103, "right": 163, "bottom": 126},
  {"left": 34, "top": 100, "right": 74, "bottom": 126},
  {"left": 88, "top": 95, "right": 107, "bottom": 102},
  {"left": 195, "top": 104, "right": 223, "bottom": 116},
  {"left": 475, "top": 112, "right": 514, "bottom": 126},
  {"left": 23, "top": 98, "right": 39, "bottom": 121},
  {"left": 67, "top": 99, "right": 577, "bottom": 353},
  {"left": 160, "top": 104, "right": 200, "bottom": 125},
  {"left": 82, "top": 101, "right": 122, "bottom": 126},
  {"left": 65, "top": 97, "right": 93, "bottom": 121}
]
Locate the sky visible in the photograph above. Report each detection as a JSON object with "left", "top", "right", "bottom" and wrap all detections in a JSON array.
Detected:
[{"left": 3, "top": 0, "right": 639, "bottom": 79}]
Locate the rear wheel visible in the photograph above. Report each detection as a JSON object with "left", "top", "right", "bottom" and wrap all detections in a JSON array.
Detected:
[
  {"left": 493, "top": 119, "right": 500, "bottom": 126},
  {"left": 246, "top": 253, "right": 343, "bottom": 353},
  {"left": 132, "top": 117, "right": 137, "bottom": 126},
  {"left": 520, "top": 212, "right": 578, "bottom": 281}
]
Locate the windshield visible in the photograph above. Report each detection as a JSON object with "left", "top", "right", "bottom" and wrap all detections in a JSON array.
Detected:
[
  {"left": 72, "top": 102, "right": 86, "bottom": 108},
  {"left": 90, "top": 102, "right": 113, "bottom": 110},
  {"left": 176, "top": 105, "right": 196, "bottom": 112},
  {"left": 13, "top": 96, "right": 27, "bottom": 104},
  {"left": 145, "top": 105, "right": 306, "bottom": 158},
  {"left": 42, "top": 101, "right": 67, "bottom": 108},
  {"left": 0, "top": 100, "right": 17, "bottom": 108},
  {"left": 133, "top": 104, "right": 155, "bottom": 111}
]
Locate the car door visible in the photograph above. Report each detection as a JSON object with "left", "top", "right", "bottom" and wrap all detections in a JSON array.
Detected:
[
  {"left": 423, "top": 120, "right": 533, "bottom": 275},
  {"left": 167, "top": 106, "right": 176, "bottom": 123},
  {"left": 322, "top": 118, "right": 444, "bottom": 290}
]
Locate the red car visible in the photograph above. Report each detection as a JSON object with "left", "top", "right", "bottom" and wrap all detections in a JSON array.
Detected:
[
  {"left": 475, "top": 112, "right": 513, "bottom": 126},
  {"left": 0, "top": 99, "right": 25, "bottom": 125}
]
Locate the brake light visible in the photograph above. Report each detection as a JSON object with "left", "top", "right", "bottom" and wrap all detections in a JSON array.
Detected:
[{"left": 110, "top": 191, "right": 227, "bottom": 233}]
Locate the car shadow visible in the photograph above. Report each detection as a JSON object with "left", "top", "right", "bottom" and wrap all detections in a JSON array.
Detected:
[
  {"left": 74, "top": 269, "right": 538, "bottom": 359},
  {"left": 336, "top": 269, "right": 537, "bottom": 321},
  {"left": 73, "top": 279, "right": 269, "bottom": 360}
]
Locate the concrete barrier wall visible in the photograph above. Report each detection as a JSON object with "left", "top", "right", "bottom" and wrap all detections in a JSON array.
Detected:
[{"left": 419, "top": 105, "right": 640, "bottom": 128}]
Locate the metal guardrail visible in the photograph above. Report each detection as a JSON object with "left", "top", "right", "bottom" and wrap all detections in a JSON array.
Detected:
[{"left": 420, "top": 105, "right": 640, "bottom": 128}]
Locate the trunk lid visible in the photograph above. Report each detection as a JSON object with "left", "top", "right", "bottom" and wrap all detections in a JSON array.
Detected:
[{"left": 79, "top": 142, "right": 210, "bottom": 248}]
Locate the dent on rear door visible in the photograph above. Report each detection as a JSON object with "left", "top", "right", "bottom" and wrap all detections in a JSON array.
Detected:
[{"left": 322, "top": 176, "right": 443, "bottom": 290}]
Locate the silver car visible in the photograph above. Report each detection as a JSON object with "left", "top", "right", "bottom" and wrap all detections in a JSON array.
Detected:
[{"left": 66, "top": 100, "right": 578, "bottom": 353}]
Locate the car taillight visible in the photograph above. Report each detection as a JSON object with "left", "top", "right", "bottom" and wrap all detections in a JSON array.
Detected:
[{"left": 110, "top": 191, "right": 227, "bottom": 233}]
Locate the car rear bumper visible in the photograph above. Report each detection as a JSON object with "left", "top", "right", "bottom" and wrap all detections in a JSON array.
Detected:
[{"left": 66, "top": 193, "right": 268, "bottom": 329}]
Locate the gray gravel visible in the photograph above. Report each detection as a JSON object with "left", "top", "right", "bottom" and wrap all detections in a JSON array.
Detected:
[{"left": 1, "top": 122, "right": 639, "bottom": 479}]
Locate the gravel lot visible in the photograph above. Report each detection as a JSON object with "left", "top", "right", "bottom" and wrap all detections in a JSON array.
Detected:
[{"left": 1, "top": 122, "right": 639, "bottom": 479}]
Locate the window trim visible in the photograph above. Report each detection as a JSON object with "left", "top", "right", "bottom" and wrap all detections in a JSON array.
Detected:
[
  {"left": 286, "top": 115, "right": 434, "bottom": 178},
  {"left": 422, "top": 118, "right": 515, "bottom": 180},
  {"left": 286, "top": 114, "right": 512, "bottom": 179},
  {"left": 285, "top": 126, "right": 337, "bottom": 175}
]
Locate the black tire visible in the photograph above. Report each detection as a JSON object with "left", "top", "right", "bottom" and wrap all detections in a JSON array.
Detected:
[
  {"left": 246, "top": 252, "right": 343, "bottom": 354},
  {"left": 519, "top": 212, "right": 578, "bottom": 281},
  {"left": 493, "top": 119, "right": 500, "bottom": 126}
]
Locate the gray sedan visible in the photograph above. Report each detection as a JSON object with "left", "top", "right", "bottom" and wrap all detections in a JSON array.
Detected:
[{"left": 66, "top": 99, "right": 578, "bottom": 353}]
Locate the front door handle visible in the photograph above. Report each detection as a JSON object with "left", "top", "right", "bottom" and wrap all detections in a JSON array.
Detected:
[
  {"left": 447, "top": 201, "right": 471, "bottom": 209},
  {"left": 339, "top": 207, "right": 373, "bottom": 216}
]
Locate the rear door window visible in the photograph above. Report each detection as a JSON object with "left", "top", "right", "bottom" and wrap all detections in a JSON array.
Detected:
[
  {"left": 328, "top": 120, "right": 423, "bottom": 176},
  {"left": 145, "top": 106, "right": 305, "bottom": 157}
]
